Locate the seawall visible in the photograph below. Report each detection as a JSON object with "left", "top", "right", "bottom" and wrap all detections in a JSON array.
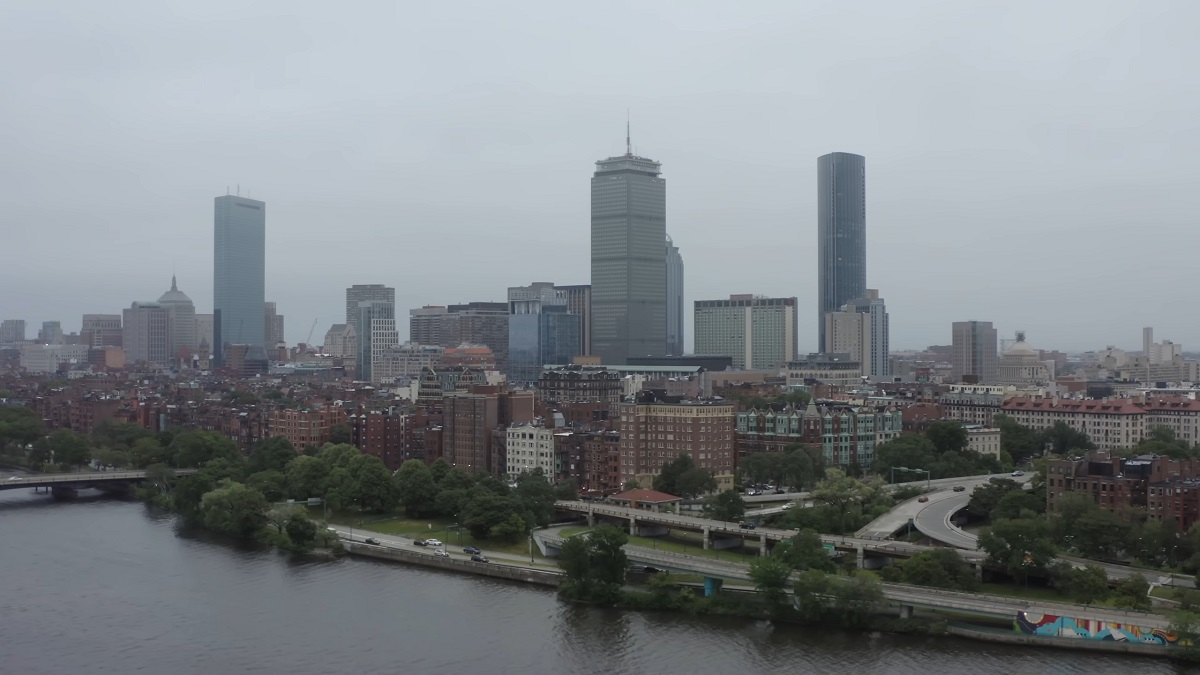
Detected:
[
  {"left": 946, "top": 624, "right": 1177, "bottom": 659},
  {"left": 345, "top": 543, "right": 562, "bottom": 587}
]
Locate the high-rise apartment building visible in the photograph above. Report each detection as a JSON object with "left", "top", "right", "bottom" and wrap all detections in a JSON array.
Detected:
[
  {"left": 345, "top": 285, "right": 394, "bottom": 326},
  {"left": 591, "top": 129, "right": 667, "bottom": 365},
  {"left": 952, "top": 321, "right": 998, "bottom": 384},
  {"left": 507, "top": 282, "right": 581, "bottom": 384},
  {"left": 817, "top": 152, "right": 867, "bottom": 352},
  {"left": 826, "top": 289, "right": 889, "bottom": 380},
  {"left": 157, "top": 276, "right": 197, "bottom": 360},
  {"left": 617, "top": 394, "right": 735, "bottom": 485},
  {"left": 666, "top": 234, "right": 684, "bottom": 356},
  {"left": 0, "top": 319, "right": 27, "bottom": 343},
  {"left": 38, "top": 321, "right": 64, "bottom": 344},
  {"left": 81, "top": 314, "right": 122, "bottom": 348},
  {"left": 693, "top": 295, "right": 798, "bottom": 370},
  {"left": 213, "top": 195, "right": 266, "bottom": 366},
  {"left": 264, "top": 301, "right": 285, "bottom": 346},
  {"left": 356, "top": 300, "right": 398, "bottom": 384},
  {"left": 556, "top": 285, "right": 592, "bottom": 356},
  {"left": 122, "top": 302, "right": 171, "bottom": 365}
]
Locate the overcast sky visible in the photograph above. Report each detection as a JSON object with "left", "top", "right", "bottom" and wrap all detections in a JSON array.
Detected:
[{"left": 2, "top": 1, "right": 1197, "bottom": 353}]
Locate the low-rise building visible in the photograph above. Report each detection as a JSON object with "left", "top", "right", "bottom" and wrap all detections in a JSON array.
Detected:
[
  {"left": 266, "top": 406, "right": 346, "bottom": 449},
  {"left": 506, "top": 423, "right": 556, "bottom": 477},
  {"left": 786, "top": 353, "right": 863, "bottom": 390},
  {"left": 964, "top": 424, "right": 1001, "bottom": 459}
]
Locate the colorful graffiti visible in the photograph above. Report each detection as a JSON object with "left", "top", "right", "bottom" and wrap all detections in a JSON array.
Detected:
[{"left": 1015, "top": 612, "right": 1178, "bottom": 646}]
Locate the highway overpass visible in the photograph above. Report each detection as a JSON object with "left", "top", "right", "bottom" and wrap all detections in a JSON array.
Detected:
[{"left": 0, "top": 469, "right": 198, "bottom": 493}]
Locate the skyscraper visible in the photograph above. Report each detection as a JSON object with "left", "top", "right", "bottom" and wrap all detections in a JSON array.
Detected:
[
  {"left": 817, "top": 152, "right": 866, "bottom": 352},
  {"left": 591, "top": 125, "right": 666, "bottom": 364},
  {"left": 264, "top": 301, "right": 285, "bottom": 346},
  {"left": 693, "top": 295, "right": 797, "bottom": 370},
  {"left": 665, "top": 234, "right": 684, "bottom": 356},
  {"left": 345, "top": 284, "right": 395, "bottom": 326},
  {"left": 213, "top": 195, "right": 266, "bottom": 366},
  {"left": 507, "top": 282, "right": 581, "bottom": 384},
  {"left": 357, "top": 300, "right": 398, "bottom": 384},
  {"left": 122, "top": 302, "right": 171, "bottom": 365},
  {"left": 841, "top": 289, "right": 889, "bottom": 379},
  {"left": 0, "top": 320, "right": 26, "bottom": 343},
  {"left": 952, "top": 321, "right": 998, "bottom": 384}
]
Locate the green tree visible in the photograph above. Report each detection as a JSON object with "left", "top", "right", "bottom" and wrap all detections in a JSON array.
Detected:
[
  {"left": 674, "top": 465, "right": 718, "bottom": 498},
  {"left": 623, "top": 479, "right": 641, "bottom": 491},
  {"left": 493, "top": 512, "right": 528, "bottom": 543},
  {"left": 558, "top": 525, "right": 628, "bottom": 605},
  {"left": 979, "top": 518, "right": 1056, "bottom": 583},
  {"left": 435, "top": 488, "right": 472, "bottom": 519},
  {"left": 793, "top": 569, "right": 833, "bottom": 621},
  {"left": 1065, "top": 564, "right": 1111, "bottom": 605},
  {"left": 554, "top": 478, "right": 579, "bottom": 501},
  {"left": 995, "top": 414, "right": 1045, "bottom": 464},
  {"left": 93, "top": 447, "right": 131, "bottom": 470},
  {"left": 129, "top": 437, "right": 170, "bottom": 468},
  {"left": 246, "top": 436, "right": 297, "bottom": 475},
  {"left": 1043, "top": 421, "right": 1094, "bottom": 455},
  {"left": 703, "top": 489, "right": 746, "bottom": 522},
  {"left": 143, "top": 463, "right": 175, "bottom": 495},
  {"left": 991, "top": 488, "right": 1044, "bottom": 520},
  {"left": 653, "top": 454, "right": 707, "bottom": 497},
  {"left": 0, "top": 406, "right": 45, "bottom": 452},
  {"left": 968, "top": 478, "right": 1022, "bottom": 516},
  {"left": 170, "top": 431, "right": 239, "bottom": 468},
  {"left": 91, "top": 421, "right": 152, "bottom": 452},
  {"left": 199, "top": 481, "right": 269, "bottom": 538},
  {"left": 782, "top": 445, "right": 823, "bottom": 490},
  {"left": 428, "top": 458, "right": 450, "bottom": 484},
  {"left": 27, "top": 438, "right": 51, "bottom": 468},
  {"left": 347, "top": 453, "right": 400, "bottom": 512},
  {"left": 438, "top": 466, "right": 476, "bottom": 492},
  {"left": 246, "top": 470, "right": 287, "bottom": 503},
  {"left": 1112, "top": 573, "right": 1151, "bottom": 610},
  {"left": 874, "top": 435, "right": 937, "bottom": 480},
  {"left": 899, "top": 548, "right": 979, "bottom": 591},
  {"left": 1168, "top": 610, "right": 1200, "bottom": 653},
  {"left": 266, "top": 504, "right": 306, "bottom": 534},
  {"left": 395, "top": 459, "right": 438, "bottom": 517},
  {"left": 48, "top": 429, "right": 91, "bottom": 469},
  {"left": 285, "top": 512, "right": 318, "bottom": 551},
  {"left": 775, "top": 529, "right": 836, "bottom": 572},
  {"left": 328, "top": 424, "right": 353, "bottom": 445},
  {"left": 926, "top": 420, "right": 969, "bottom": 454},
  {"left": 514, "top": 470, "right": 557, "bottom": 527},
  {"left": 810, "top": 467, "right": 882, "bottom": 533},
  {"left": 319, "top": 443, "right": 361, "bottom": 469},
  {"left": 749, "top": 555, "right": 794, "bottom": 608},
  {"left": 172, "top": 473, "right": 217, "bottom": 519},
  {"left": 285, "top": 455, "right": 329, "bottom": 500},
  {"left": 463, "top": 490, "right": 517, "bottom": 538}
]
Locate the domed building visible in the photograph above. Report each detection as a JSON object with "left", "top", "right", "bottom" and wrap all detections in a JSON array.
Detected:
[
  {"left": 157, "top": 275, "right": 197, "bottom": 363},
  {"left": 998, "top": 331, "right": 1052, "bottom": 385}
]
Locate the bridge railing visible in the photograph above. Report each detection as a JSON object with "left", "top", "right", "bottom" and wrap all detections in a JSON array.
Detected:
[{"left": 5, "top": 469, "right": 198, "bottom": 484}]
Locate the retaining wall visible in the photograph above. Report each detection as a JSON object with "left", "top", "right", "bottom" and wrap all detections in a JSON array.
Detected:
[
  {"left": 947, "top": 624, "right": 1177, "bottom": 658},
  {"left": 346, "top": 543, "right": 562, "bottom": 587}
]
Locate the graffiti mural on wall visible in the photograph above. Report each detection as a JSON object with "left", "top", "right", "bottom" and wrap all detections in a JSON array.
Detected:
[{"left": 1016, "top": 612, "right": 1178, "bottom": 646}]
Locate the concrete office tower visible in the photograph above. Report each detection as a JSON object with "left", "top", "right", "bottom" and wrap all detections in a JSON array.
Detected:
[
  {"left": 693, "top": 295, "right": 798, "bottom": 370},
  {"left": 591, "top": 126, "right": 667, "bottom": 364},
  {"left": 345, "top": 284, "right": 395, "bottom": 326},
  {"left": 824, "top": 311, "right": 870, "bottom": 378},
  {"left": 555, "top": 284, "right": 592, "bottom": 356},
  {"left": 841, "top": 289, "right": 889, "bottom": 379},
  {"left": 213, "top": 195, "right": 266, "bottom": 366},
  {"left": 81, "top": 314, "right": 122, "bottom": 347},
  {"left": 264, "top": 301, "right": 285, "bottom": 346},
  {"left": 0, "top": 319, "right": 26, "bottom": 343},
  {"left": 410, "top": 306, "right": 448, "bottom": 346},
  {"left": 817, "top": 152, "right": 866, "bottom": 352},
  {"left": 952, "top": 321, "right": 998, "bottom": 384},
  {"left": 123, "top": 301, "right": 171, "bottom": 365},
  {"left": 157, "top": 275, "right": 197, "bottom": 360},
  {"left": 666, "top": 234, "right": 684, "bottom": 356},
  {"left": 38, "top": 321, "right": 64, "bottom": 344},
  {"left": 507, "top": 282, "right": 582, "bottom": 384},
  {"left": 356, "top": 300, "right": 398, "bottom": 384}
]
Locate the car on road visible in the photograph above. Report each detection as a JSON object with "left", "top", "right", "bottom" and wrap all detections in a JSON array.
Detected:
[
  {"left": 641, "top": 565, "right": 662, "bottom": 574},
  {"left": 414, "top": 539, "right": 428, "bottom": 546},
  {"left": 773, "top": 488, "right": 786, "bottom": 495},
  {"left": 426, "top": 538, "right": 443, "bottom": 547},
  {"left": 463, "top": 546, "right": 481, "bottom": 555},
  {"left": 364, "top": 537, "right": 381, "bottom": 545},
  {"left": 1012, "top": 470, "right": 1025, "bottom": 477},
  {"left": 745, "top": 489, "right": 760, "bottom": 496},
  {"left": 917, "top": 496, "right": 929, "bottom": 503},
  {"left": 433, "top": 549, "right": 450, "bottom": 558},
  {"left": 782, "top": 502, "right": 795, "bottom": 509},
  {"left": 952, "top": 485, "right": 966, "bottom": 492},
  {"left": 471, "top": 554, "right": 489, "bottom": 563},
  {"left": 7, "top": 476, "right": 20, "bottom": 481},
  {"left": 739, "top": 521, "right": 756, "bottom": 530}
]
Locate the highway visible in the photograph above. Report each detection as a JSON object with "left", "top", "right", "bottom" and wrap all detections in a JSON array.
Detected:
[
  {"left": 326, "top": 525, "right": 543, "bottom": 568},
  {"left": 0, "top": 468, "right": 198, "bottom": 490},
  {"left": 856, "top": 473, "right": 1031, "bottom": 546}
]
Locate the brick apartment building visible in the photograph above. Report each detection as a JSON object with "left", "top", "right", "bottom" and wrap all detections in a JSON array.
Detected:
[
  {"left": 1047, "top": 452, "right": 1200, "bottom": 530},
  {"left": 617, "top": 393, "right": 735, "bottom": 486}
]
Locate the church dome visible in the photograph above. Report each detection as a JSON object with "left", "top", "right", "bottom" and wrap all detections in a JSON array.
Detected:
[
  {"left": 1004, "top": 331, "right": 1039, "bottom": 358},
  {"left": 157, "top": 275, "right": 194, "bottom": 306}
]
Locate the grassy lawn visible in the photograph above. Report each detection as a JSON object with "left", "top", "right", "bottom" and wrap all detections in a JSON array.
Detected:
[
  {"left": 1149, "top": 585, "right": 1177, "bottom": 600},
  {"left": 554, "top": 525, "right": 761, "bottom": 563},
  {"left": 979, "top": 582, "right": 1067, "bottom": 602}
]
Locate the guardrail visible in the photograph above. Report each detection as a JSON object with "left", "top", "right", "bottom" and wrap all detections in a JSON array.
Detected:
[{"left": 4, "top": 469, "right": 198, "bottom": 485}]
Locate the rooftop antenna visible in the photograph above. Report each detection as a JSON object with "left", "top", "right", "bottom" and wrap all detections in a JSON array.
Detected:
[{"left": 625, "top": 109, "right": 631, "bottom": 156}]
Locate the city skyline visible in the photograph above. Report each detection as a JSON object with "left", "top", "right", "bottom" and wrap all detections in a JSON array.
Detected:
[{"left": 3, "top": 3, "right": 1199, "bottom": 353}]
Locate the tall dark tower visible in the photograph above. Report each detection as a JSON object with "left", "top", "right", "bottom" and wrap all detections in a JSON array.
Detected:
[
  {"left": 590, "top": 123, "right": 667, "bottom": 364},
  {"left": 817, "top": 152, "right": 866, "bottom": 352}
]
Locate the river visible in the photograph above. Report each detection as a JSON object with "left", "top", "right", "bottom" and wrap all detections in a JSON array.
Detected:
[{"left": 0, "top": 488, "right": 1185, "bottom": 675}]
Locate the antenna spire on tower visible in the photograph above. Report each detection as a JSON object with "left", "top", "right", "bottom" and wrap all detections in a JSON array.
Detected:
[{"left": 626, "top": 109, "right": 631, "bottom": 156}]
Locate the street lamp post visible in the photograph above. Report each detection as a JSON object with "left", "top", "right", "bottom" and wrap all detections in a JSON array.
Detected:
[{"left": 891, "top": 466, "right": 931, "bottom": 489}]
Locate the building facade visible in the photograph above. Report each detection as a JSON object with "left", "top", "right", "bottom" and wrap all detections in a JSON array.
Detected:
[
  {"left": 345, "top": 285, "right": 394, "bottom": 326},
  {"left": 817, "top": 152, "right": 866, "bottom": 352},
  {"left": 506, "top": 424, "right": 557, "bottom": 477},
  {"left": 122, "top": 301, "right": 171, "bottom": 366},
  {"left": 38, "top": 321, "right": 64, "bottom": 344},
  {"left": 507, "top": 282, "right": 581, "bottom": 385},
  {"left": 0, "top": 319, "right": 26, "bottom": 343},
  {"left": 157, "top": 276, "right": 197, "bottom": 361},
  {"left": 19, "top": 344, "right": 89, "bottom": 373},
  {"left": 693, "top": 295, "right": 798, "bottom": 370},
  {"left": 537, "top": 365, "right": 624, "bottom": 405},
  {"left": 823, "top": 310, "right": 870, "bottom": 378},
  {"left": 213, "top": 195, "right": 266, "bottom": 365},
  {"left": 665, "top": 234, "right": 684, "bottom": 356},
  {"left": 842, "top": 289, "right": 889, "bottom": 379},
  {"left": 81, "top": 314, "right": 122, "bottom": 348},
  {"left": 264, "top": 301, "right": 285, "bottom": 347},
  {"left": 951, "top": 320, "right": 998, "bottom": 384},
  {"left": 356, "top": 300, "right": 398, "bottom": 384},
  {"left": 556, "top": 284, "right": 592, "bottom": 356},
  {"left": 786, "top": 353, "right": 863, "bottom": 389},
  {"left": 266, "top": 407, "right": 345, "bottom": 449},
  {"left": 616, "top": 395, "right": 735, "bottom": 485},
  {"left": 591, "top": 133, "right": 667, "bottom": 365}
]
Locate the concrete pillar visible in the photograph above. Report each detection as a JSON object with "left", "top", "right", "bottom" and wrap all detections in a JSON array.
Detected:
[
  {"left": 629, "top": 517, "right": 637, "bottom": 536},
  {"left": 702, "top": 526, "right": 711, "bottom": 550},
  {"left": 975, "top": 563, "right": 983, "bottom": 582},
  {"left": 759, "top": 533, "right": 768, "bottom": 556},
  {"left": 586, "top": 509, "right": 595, "bottom": 527},
  {"left": 856, "top": 545, "right": 865, "bottom": 569},
  {"left": 899, "top": 604, "right": 913, "bottom": 619}
]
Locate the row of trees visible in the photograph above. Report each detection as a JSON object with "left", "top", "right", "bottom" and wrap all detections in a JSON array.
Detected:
[
  {"left": 737, "top": 444, "right": 826, "bottom": 492},
  {"left": 774, "top": 468, "right": 893, "bottom": 535},
  {"left": 873, "top": 421, "right": 1005, "bottom": 482}
]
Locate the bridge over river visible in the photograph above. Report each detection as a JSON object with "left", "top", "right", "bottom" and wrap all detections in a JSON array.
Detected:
[{"left": 0, "top": 469, "right": 198, "bottom": 496}]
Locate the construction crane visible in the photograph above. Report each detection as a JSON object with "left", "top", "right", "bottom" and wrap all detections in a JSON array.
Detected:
[{"left": 306, "top": 318, "right": 319, "bottom": 348}]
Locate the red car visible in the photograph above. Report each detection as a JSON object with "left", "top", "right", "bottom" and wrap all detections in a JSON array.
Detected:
[{"left": 917, "top": 496, "right": 929, "bottom": 503}]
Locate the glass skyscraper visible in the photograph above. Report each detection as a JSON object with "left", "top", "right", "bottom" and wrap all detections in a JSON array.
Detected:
[
  {"left": 508, "top": 283, "right": 581, "bottom": 384},
  {"left": 665, "top": 234, "right": 684, "bottom": 356},
  {"left": 213, "top": 195, "right": 266, "bottom": 366},
  {"left": 590, "top": 136, "right": 666, "bottom": 365},
  {"left": 817, "top": 152, "right": 866, "bottom": 352}
]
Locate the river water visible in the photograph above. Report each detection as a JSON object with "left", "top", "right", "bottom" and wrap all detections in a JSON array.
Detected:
[{"left": 0, "top": 488, "right": 1184, "bottom": 675}]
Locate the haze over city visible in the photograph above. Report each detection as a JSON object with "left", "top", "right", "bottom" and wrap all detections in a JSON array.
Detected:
[{"left": 2, "top": 1, "right": 1198, "bottom": 352}]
